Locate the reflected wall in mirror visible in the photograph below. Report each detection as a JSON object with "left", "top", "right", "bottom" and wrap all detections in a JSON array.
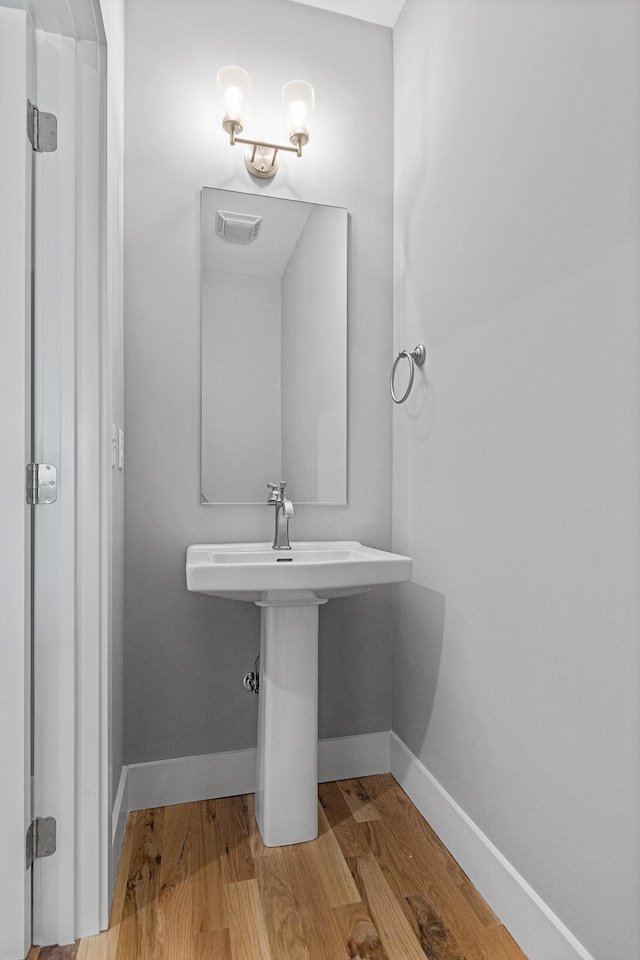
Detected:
[{"left": 201, "top": 187, "right": 348, "bottom": 504}]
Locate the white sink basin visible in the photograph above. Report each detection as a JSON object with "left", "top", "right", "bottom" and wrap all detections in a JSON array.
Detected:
[{"left": 186, "top": 540, "right": 412, "bottom": 601}]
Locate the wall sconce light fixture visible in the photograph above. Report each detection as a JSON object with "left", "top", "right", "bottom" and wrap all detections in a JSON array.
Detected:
[{"left": 217, "top": 66, "right": 315, "bottom": 179}]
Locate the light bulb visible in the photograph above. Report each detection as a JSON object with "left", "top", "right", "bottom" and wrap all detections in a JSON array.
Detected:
[
  {"left": 282, "top": 80, "right": 315, "bottom": 148},
  {"left": 288, "top": 99, "right": 308, "bottom": 137},
  {"left": 223, "top": 86, "right": 244, "bottom": 124},
  {"left": 217, "top": 66, "right": 251, "bottom": 135}
]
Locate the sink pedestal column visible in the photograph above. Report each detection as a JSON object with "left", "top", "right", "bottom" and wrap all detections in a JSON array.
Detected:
[{"left": 254, "top": 594, "right": 327, "bottom": 847}]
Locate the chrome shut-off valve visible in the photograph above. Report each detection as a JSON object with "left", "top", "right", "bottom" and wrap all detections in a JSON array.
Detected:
[{"left": 243, "top": 656, "right": 260, "bottom": 694}]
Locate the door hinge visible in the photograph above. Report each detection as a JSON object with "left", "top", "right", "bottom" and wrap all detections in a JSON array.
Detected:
[
  {"left": 26, "top": 463, "right": 57, "bottom": 505},
  {"left": 27, "top": 100, "right": 57, "bottom": 153},
  {"left": 26, "top": 817, "right": 57, "bottom": 869}
]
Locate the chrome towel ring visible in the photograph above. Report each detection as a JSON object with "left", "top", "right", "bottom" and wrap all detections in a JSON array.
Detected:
[{"left": 390, "top": 344, "right": 426, "bottom": 404}]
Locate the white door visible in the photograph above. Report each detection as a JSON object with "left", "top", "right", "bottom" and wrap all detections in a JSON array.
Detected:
[
  {"left": 0, "top": 7, "right": 35, "bottom": 959},
  {"left": 31, "top": 17, "right": 108, "bottom": 948},
  {"left": 31, "top": 28, "right": 79, "bottom": 946}
]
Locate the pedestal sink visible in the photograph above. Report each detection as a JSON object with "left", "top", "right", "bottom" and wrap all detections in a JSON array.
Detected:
[{"left": 186, "top": 540, "right": 412, "bottom": 846}]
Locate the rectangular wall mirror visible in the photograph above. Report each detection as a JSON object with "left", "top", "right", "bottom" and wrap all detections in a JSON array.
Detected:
[{"left": 201, "top": 187, "right": 348, "bottom": 505}]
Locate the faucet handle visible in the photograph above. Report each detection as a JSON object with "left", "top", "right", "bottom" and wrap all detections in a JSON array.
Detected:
[
  {"left": 267, "top": 481, "right": 289, "bottom": 504},
  {"left": 267, "top": 480, "right": 287, "bottom": 494}
]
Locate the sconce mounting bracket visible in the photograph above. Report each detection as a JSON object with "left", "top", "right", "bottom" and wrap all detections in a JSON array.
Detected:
[{"left": 245, "top": 144, "right": 280, "bottom": 179}]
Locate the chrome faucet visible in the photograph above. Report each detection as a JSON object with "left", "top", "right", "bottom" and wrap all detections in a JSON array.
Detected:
[{"left": 266, "top": 481, "right": 295, "bottom": 550}]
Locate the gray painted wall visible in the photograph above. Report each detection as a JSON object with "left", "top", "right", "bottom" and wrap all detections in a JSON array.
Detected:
[
  {"left": 392, "top": 2, "right": 640, "bottom": 958},
  {"left": 123, "top": 0, "right": 393, "bottom": 763}
]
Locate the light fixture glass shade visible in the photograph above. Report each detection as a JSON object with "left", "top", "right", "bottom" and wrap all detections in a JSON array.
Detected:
[
  {"left": 282, "top": 80, "right": 315, "bottom": 148},
  {"left": 217, "top": 65, "right": 251, "bottom": 135}
]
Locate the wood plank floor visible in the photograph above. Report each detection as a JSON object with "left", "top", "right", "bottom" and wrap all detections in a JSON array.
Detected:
[{"left": 30, "top": 775, "right": 529, "bottom": 960}]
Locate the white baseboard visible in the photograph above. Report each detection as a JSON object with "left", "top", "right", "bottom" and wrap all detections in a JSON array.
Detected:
[
  {"left": 389, "top": 733, "right": 595, "bottom": 960},
  {"left": 319, "top": 730, "right": 390, "bottom": 781},
  {"left": 116, "top": 730, "right": 391, "bottom": 816}
]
